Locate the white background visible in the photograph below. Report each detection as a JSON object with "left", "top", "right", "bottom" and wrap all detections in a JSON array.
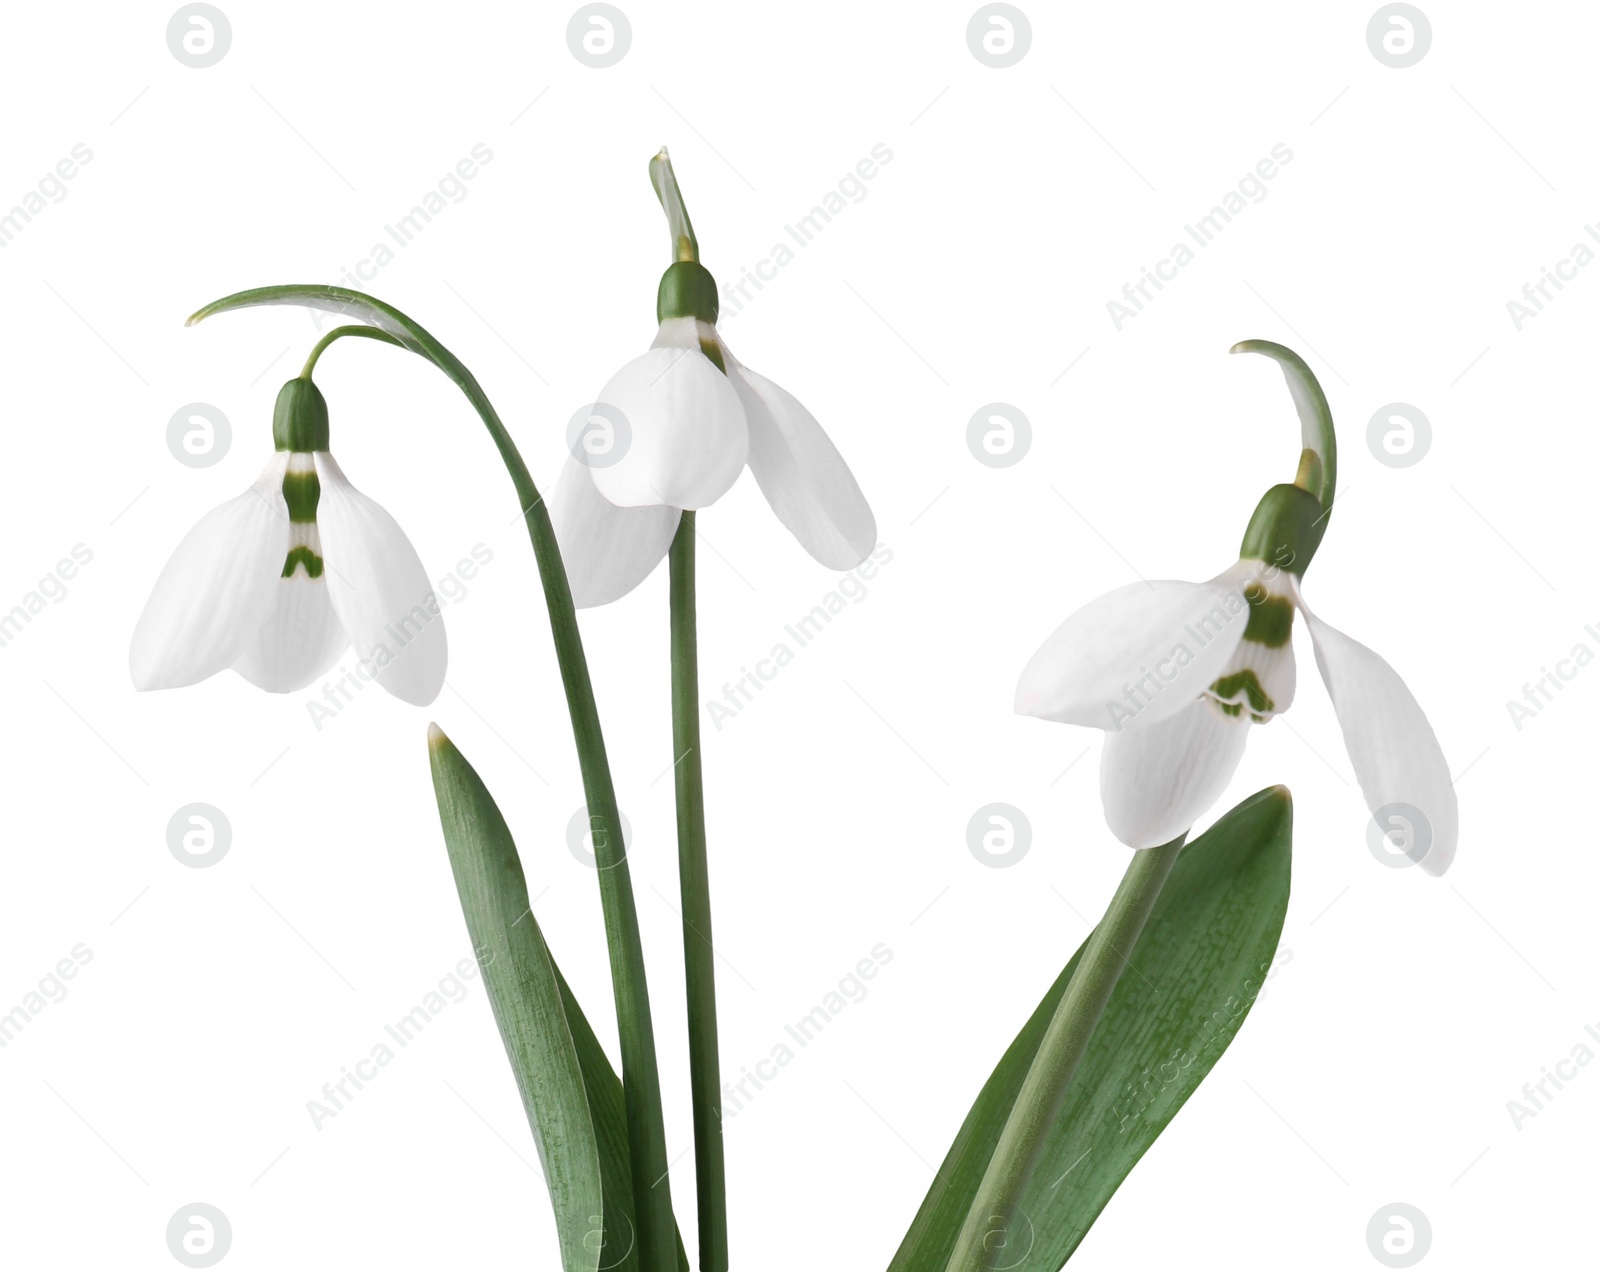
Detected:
[{"left": 0, "top": 1, "right": 1591, "bottom": 1267}]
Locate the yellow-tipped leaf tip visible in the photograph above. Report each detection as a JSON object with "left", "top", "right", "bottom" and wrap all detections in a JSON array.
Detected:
[{"left": 427, "top": 721, "right": 448, "bottom": 748}]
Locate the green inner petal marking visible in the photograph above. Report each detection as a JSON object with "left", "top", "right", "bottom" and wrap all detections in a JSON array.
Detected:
[
  {"left": 282, "top": 467, "right": 322, "bottom": 524},
  {"left": 281, "top": 546, "right": 325, "bottom": 578},
  {"left": 1210, "top": 669, "right": 1273, "bottom": 714},
  {"left": 1241, "top": 593, "right": 1295, "bottom": 648}
]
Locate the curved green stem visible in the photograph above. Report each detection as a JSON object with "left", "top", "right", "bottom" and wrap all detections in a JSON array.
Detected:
[
  {"left": 944, "top": 835, "right": 1186, "bottom": 1272},
  {"left": 669, "top": 513, "right": 727, "bottom": 1272},
  {"left": 189, "top": 285, "right": 679, "bottom": 1272},
  {"left": 1230, "top": 340, "right": 1338, "bottom": 515},
  {"left": 300, "top": 324, "right": 405, "bottom": 379}
]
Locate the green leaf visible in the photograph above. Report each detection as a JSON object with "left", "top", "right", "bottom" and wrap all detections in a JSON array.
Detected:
[
  {"left": 553, "top": 961, "right": 693, "bottom": 1272},
  {"left": 430, "top": 725, "right": 604, "bottom": 1271},
  {"left": 430, "top": 725, "right": 687, "bottom": 1272},
  {"left": 890, "top": 786, "right": 1293, "bottom": 1272}
]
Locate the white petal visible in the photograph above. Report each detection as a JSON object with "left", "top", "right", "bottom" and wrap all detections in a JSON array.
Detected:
[
  {"left": 548, "top": 455, "right": 680, "bottom": 608},
  {"left": 721, "top": 354, "right": 875, "bottom": 569},
  {"left": 1015, "top": 566, "right": 1252, "bottom": 732},
  {"left": 1300, "top": 598, "right": 1458, "bottom": 876},
  {"left": 314, "top": 453, "right": 446, "bottom": 706},
  {"left": 587, "top": 345, "right": 748, "bottom": 510},
  {"left": 652, "top": 316, "right": 714, "bottom": 351},
  {"left": 231, "top": 574, "right": 349, "bottom": 693},
  {"left": 129, "top": 454, "right": 289, "bottom": 691},
  {"left": 1100, "top": 700, "right": 1252, "bottom": 848}
]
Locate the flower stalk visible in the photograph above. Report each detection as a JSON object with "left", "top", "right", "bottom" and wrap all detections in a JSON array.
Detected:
[
  {"left": 944, "top": 834, "right": 1186, "bottom": 1272},
  {"left": 669, "top": 511, "right": 727, "bottom": 1272},
  {"left": 186, "top": 288, "right": 680, "bottom": 1272},
  {"left": 654, "top": 150, "right": 730, "bottom": 1272}
]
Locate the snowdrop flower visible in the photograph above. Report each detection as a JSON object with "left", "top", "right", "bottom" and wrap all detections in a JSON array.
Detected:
[
  {"left": 1015, "top": 342, "right": 1456, "bottom": 874},
  {"left": 551, "top": 149, "right": 875, "bottom": 607},
  {"left": 130, "top": 377, "right": 446, "bottom": 704}
]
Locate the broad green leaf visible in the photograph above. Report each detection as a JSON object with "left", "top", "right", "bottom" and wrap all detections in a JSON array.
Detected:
[
  {"left": 430, "top": 725, "right": 607, "bottom": 1272},
  {"left": 890, "top": 785, "right": 1293, "bottom": 1271},
  {"left": 431, "top": 726, "right": 687, "bottom": 1272}
]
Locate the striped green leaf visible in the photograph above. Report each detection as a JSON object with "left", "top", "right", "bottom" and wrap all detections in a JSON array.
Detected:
[
  {"left": 429, "top": 725, "right": 612, "bottom": 1272},
  {"left": 891, "top": 785, "right": 1293, "bottom": 1271}
]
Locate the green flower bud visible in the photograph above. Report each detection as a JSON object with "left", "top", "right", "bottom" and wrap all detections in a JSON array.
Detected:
[
  {"left": 657, "top": 260, "right": 719, "bottom": 325},
  {"left": 273, "top": 377, "right": 329, "bottom": 452}
]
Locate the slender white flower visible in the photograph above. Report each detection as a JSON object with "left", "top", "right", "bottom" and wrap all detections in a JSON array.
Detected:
[
  {"left": 130, "top": 378, "right": 446, "bottom": 704},
  {"left": 550, "top": 150, "right": 875, "bottom": 607},
  {"left": 1015, "top": 342, "right": 1457, "bottom": 875}
]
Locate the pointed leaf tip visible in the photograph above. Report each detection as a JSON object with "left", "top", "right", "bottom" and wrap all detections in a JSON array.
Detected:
[{"left": 427, "top": 721, "right": 447, "bottom": 748}]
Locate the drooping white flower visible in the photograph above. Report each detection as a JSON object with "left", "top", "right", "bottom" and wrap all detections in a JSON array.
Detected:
[
  {"left": 1016, "top": 341, "right": 1457, "bottom": 874},
  {"left": 130, "top": 379, "right": 446, "bottom": 704},
  {"left": 549, "top": 151, "right": 875, "bottom": 607},
  {"left": 1016, "top": 557, "right": 1456, "bottom": 873},
  {"left": 552, "top": 316, "right": 876, "bottom": 608}
]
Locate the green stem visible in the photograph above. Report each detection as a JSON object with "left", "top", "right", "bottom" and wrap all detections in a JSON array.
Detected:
[
  {"left": 299, "top": 324, "right": 405, "bottom": 379},
  {"left": 188, "top": 286, "right": 679, "bottom": 1272},
  {"left": 944, "top": 835, "right": 1186, "bottom": 1272},
  {"left": 669, "top": 512, "right": 727, "bottom": 1272}
]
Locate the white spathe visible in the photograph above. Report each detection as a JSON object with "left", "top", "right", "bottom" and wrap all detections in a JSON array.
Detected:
[
  {"left": 130, "top": 451, "right": 446, "bottom": 706},
  {"left": 1017, "top": 561, "right": 1457, "bottom": 874},
  {"left": 551, "top": 317, "right": 876, "bottom": 607}
]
